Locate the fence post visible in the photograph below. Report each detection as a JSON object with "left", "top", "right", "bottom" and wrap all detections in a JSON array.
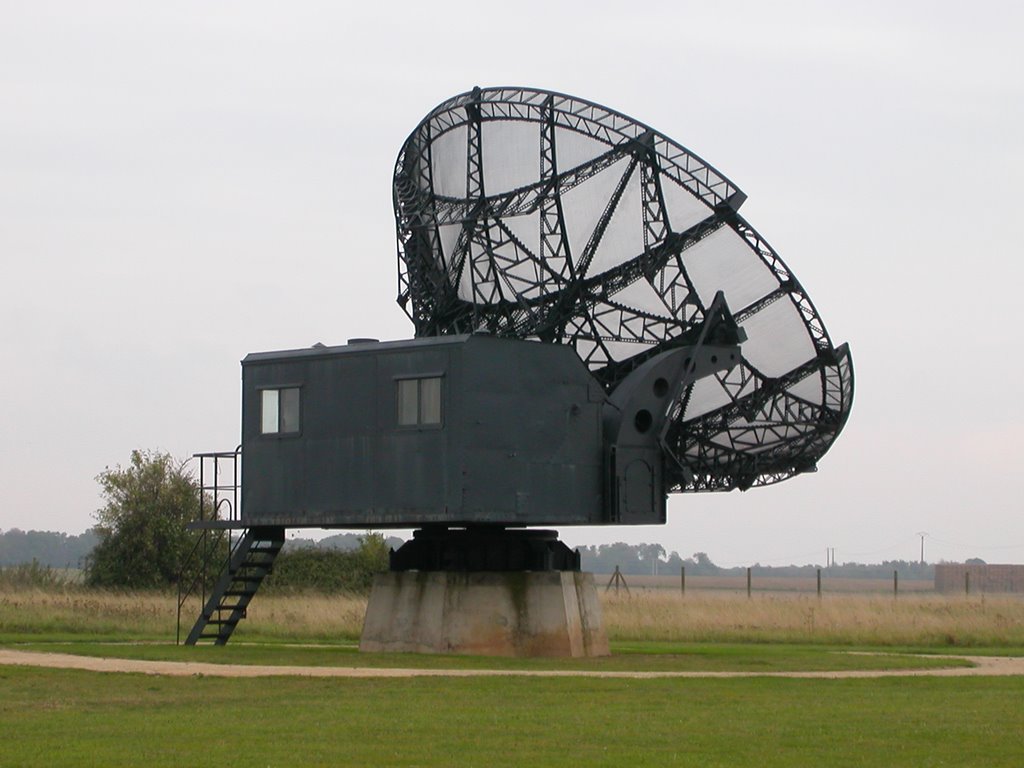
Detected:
[
  {"left": 680, "top": 565, "right": 685, "bottom": 596},
  {"left": 816, "top": 568, "right": 821, "bottom": 599},
  {"left": 605, "top": 566, "right": 629, "bottom": 595},
  {"left": 746, "top": 567, "right": 752, "bottom": 598},
  {"left": 965, "top": 571, "right": 970, "bottom": 596},
  {"left": 893, "top": 570, "right": 898, "bottom": 598}
]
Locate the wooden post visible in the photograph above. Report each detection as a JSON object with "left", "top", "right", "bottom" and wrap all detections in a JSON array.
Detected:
[
  {"left": 746, "top": 567, "right": 752, "bottom": 598},
  {"left": 893, "top": 570, "right": 898, "bottom": 598},
  {"left": 816, "top": 568, "right": 821, "bottom": 598},
  {"left": 605, "top": 566, "right": 630, "bottom": 595},
  {"left": 965, "top": 571, "right": 970, "bottom": 596},
  {"left": 680, "top": 565, "right": 685, "bottom": 596}
]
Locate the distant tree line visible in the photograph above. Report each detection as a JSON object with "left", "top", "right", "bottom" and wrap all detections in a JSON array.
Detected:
[
  {"left": 575, "top": 542, "right": 937, "bottom": 580},
  {"left": 0, "top": 529, "right": 98, "bottom": 569}
]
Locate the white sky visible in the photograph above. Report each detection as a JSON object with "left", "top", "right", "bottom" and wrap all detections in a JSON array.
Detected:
[{"left": 1, "top": 0, "right": 1022, "bottom": 566}]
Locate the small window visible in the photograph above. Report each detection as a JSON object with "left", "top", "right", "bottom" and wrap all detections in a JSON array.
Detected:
[
  {"left": 397, "top": 376, "right": 443, "bottom": 426},
  {"left": 261, "top": 387, "right": 301, "bottom": 434}
]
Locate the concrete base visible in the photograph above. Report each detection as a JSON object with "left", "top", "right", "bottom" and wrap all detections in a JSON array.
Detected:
[{"left": 359, "top": 571, "right": 610, "bottom": 657}]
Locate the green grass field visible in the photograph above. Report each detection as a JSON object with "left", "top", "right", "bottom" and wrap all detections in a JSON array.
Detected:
[
  {"left": 2, "top": 586, "right": 1023, "bottom": 766},
  {"left": 2, "top": 665, "right": 1022, "bottom": 767}
]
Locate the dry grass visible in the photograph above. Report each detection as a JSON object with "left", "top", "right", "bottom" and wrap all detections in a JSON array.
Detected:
[
  {"left": 237, "top": 591, "right": 367, "bottom": 641},
  {"left": 2, "top": 584, "right": 1023, "bottom": 647},
  {"left": 0, "top": 587, "right": 368, "bottom": 641},
  {"left": 0, "top": 587, "right": 177, "bottom": 637},
  {"left": 601, "top": 590, "right": 1024, "bottom": 646}
]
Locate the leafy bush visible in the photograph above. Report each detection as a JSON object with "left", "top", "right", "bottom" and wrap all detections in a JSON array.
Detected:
[
  {"left": 85, "top": 450, "right": 200, "bottom": 589},
  {"left": 264, "top": 533, "right": 390, "bottom": 594}
]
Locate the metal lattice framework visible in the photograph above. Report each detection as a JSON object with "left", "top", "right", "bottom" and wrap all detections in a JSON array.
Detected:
[{"left": 393, "top": 87, "right": 853, "bottom": 492}]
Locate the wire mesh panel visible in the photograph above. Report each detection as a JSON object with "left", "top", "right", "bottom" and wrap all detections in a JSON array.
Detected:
[{"left": 394, "top": 86, "right": 853, "bottom": 493}]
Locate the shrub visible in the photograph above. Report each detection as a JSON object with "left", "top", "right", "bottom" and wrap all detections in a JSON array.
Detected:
[
  {"left": 264, "top": 534, "right": 390, "bottom": 594},
  {"left": 85, "top": 450, "right": 200, "bottom": 589}
]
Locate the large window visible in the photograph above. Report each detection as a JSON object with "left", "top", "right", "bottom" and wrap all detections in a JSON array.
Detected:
[
  {"left": 397, "top": 376, "right": 442, "bottom": 427},
  {"left": 261, "top": 387, "right": 301, "bottom": 435}
]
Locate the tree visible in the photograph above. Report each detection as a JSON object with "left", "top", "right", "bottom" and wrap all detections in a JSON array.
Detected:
[
  {"left": 689, "top": 552, "right": 720, "bottom": 574},
  {"left": 637, "top": 543, "right": 667, "bottom": 574},
  {"left": 85, "top": 450, "right": 199, "bottom": 588}
]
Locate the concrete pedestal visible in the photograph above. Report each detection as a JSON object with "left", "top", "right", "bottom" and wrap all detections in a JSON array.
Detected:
[{"left": 359, "top": 570, "right": 609, "bottom": 657}]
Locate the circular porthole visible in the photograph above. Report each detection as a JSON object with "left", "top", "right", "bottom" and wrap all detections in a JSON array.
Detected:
[{"left": 634, "top": 409, "right": 653, "bottom": 433}]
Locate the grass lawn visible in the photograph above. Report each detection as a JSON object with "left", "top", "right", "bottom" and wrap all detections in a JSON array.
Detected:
[{"left": 0, "top": 665, "right": 1021, "bottom": 767}]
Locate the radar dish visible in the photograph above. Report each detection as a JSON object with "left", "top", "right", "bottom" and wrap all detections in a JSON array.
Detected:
[{"left": 393, "top": 87, "right": 853, "bottom": 492}]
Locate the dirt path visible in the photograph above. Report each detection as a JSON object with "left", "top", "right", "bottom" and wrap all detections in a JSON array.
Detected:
[{"left": 2, "top": 649, "right": 1024, "bottom": 679}]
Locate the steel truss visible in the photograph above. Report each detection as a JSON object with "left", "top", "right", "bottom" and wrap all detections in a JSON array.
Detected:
[{"left": 393, "top": 87, "right": 853, "bottom": 492}]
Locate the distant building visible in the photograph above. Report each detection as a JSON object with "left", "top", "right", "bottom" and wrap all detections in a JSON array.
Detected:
[{"left": 934, "top": 563, "right": 1024, "bottom": 593}]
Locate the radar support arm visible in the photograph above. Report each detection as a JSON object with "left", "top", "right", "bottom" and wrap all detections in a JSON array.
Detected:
[{"left": 602, "top": 293, "right": 744, "bottom": 523}]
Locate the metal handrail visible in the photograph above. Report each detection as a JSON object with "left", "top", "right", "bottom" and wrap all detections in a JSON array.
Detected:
[{"left": 175, "top": 446, "right": 242, "bottom": 644}]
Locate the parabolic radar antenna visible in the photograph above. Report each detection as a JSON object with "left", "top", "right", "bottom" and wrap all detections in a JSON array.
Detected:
[
  {"left": 394, "top": 87, "right": 853, "bottom": 492},
  {"left": 182, "top": 86, "right": 852, "bottom": 656}
]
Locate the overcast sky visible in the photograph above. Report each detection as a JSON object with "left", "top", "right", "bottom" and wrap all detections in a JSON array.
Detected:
[{"left": 2, "top": 1, "right": 1021, "bottom": 566}]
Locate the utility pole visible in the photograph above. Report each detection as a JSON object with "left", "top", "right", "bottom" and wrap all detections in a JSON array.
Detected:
[{"left": 916, "top": 532, "right": 928, "bottom": 565}]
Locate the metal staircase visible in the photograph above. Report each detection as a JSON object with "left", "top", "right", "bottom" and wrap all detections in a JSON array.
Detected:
[
  {"left": 182, "top": 526, "right": 284, "bottom": 645},
  {"left": 176, "top": 449, "right": 285, "bottom": 646}
]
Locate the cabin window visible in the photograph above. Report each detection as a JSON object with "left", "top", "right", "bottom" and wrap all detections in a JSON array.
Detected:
[
  {"left": 397, "top": 376, "right": 442, "bottom": 426},
  {"left": 261, "top": 387, "right": 301, "bottom": 434}
]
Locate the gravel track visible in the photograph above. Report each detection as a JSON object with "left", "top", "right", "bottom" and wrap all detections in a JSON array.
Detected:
[{"left": 2, "top": 649, "right": 1023, "bottom": 679}]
